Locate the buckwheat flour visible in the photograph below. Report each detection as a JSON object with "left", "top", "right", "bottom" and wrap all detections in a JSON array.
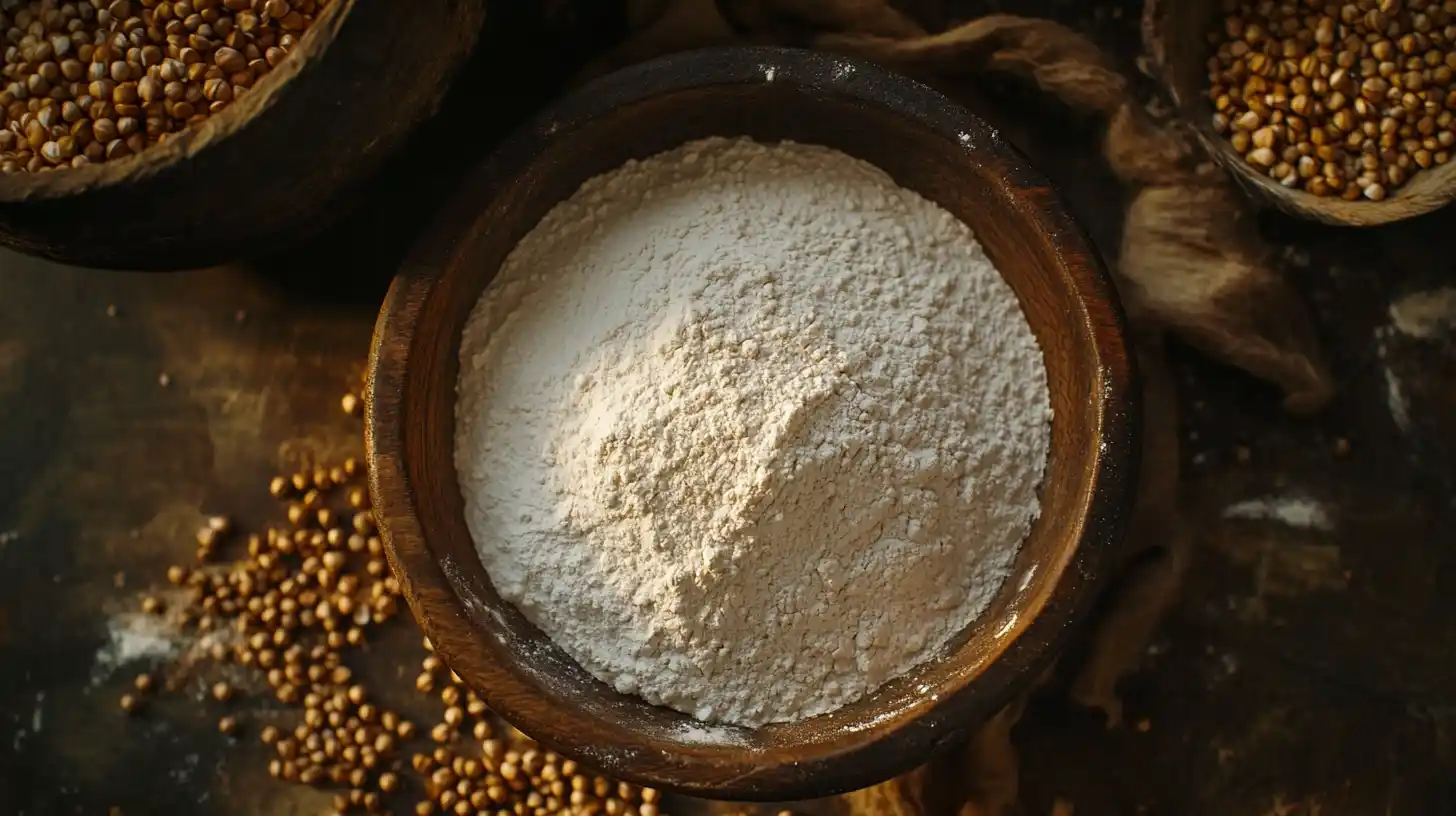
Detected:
[{"left": 455, "top": 137, "right": 1051, "bottom": 727}]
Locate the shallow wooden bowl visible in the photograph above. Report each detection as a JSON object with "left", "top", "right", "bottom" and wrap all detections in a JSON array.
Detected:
[
  {"left": 1144, "top": 0, "right": 1456, "bottom": 226},
  {"left": 0, "top": 0, "right": 488, "bottom": 270},
  {"left": 367, "top": 46, "right": 1138, "bottom": 801}
]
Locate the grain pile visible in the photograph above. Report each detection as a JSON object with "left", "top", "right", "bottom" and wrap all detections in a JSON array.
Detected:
[
  {"left": 119, "top": 390, "right": 660, "bottom": 816},
  {"left": 1207, "top": 0, "right": 1456, "bottom": 200},
  {"left": 0, "top": 0, "right": 330, "bottom": 173}
]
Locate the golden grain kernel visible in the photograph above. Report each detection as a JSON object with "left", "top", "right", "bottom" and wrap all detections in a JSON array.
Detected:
[{"left": 1247, "top": 146, "right": 1278, "bottom": 166}]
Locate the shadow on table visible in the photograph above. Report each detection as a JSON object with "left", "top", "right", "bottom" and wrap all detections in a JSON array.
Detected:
[{"left": 240, "top": 1, "right": 627, "bottom": 309}]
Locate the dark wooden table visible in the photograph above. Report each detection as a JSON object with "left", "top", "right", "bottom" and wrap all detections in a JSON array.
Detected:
[{"left": 2, "top": 1, "right": 1455, "bottom": 814}]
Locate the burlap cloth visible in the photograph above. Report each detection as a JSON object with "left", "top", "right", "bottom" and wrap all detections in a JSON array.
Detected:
[{"left": 578, "top": 2, "right": 1337, "bottom": 812}]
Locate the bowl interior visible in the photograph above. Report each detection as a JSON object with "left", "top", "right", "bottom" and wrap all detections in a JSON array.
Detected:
[{"left": 369, "top": 48, "right": 1134, "bottom": 800}]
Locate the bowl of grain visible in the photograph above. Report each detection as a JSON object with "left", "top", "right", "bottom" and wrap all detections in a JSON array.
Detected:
[
  {"left": 1145, "top": 0, "right": 1456, "bottom": 226},
  {"left": 366, "top": 46, "right": 1137, "bottom": 800},
  {"left": 0, "top": 0, "right": 487, "bottom": 270}
]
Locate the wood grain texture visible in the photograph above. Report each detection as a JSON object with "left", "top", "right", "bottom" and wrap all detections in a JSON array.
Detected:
[
  {"left": 0, "top": 0, "right": 488, "bottom": 271},
  {"left": 366, "top": 46, "right": 1138, "bottom": 801},
  {"left": 1143, "top": 0, "right": 1456, "bottom": 226}
]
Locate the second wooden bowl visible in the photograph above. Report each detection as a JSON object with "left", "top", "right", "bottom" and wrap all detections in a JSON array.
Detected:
[
  {"left": 367, "top": 47, "right": 1138, "bottom": 800},
  {"left": 0, "top": 0, "right": 487, "bottom": 270},
  {"left": 1144, "top": 0, "right": 1456, "bottom": 226}
]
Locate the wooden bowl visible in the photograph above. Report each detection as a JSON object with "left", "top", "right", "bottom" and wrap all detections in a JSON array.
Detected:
[
  {"left": 0, "top": 0, "right": 488, "bottom": 270},
  {"left": 1144, "top": 0, "right": 1456, "bottom": 226},
  {"left": 367, "top": 46, "right": 1138, "bottom": 801}
]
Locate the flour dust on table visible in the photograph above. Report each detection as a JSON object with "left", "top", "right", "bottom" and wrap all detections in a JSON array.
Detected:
[{"left": 455, "top": 137, "right": 1052, "bottom": 727}]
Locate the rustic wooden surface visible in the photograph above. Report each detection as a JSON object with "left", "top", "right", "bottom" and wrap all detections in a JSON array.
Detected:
[{"left": 1, "top": 0, "right": 1455, "bottom": 813}]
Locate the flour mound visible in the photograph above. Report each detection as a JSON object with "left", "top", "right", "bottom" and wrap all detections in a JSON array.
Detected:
[{"left": 456, "top": 137, "right": 1051, "bottom": 727}]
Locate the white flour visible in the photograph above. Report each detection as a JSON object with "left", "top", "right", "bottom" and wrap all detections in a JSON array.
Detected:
[
  {"left": 456, "top": 137, "right": 1051, "bottom": 727},
  {"left": 1223, "top": 496, "right": 1336, "bottom": 532},
  {"left": 91, "top": 610, "right": 185, "bottom": 684}
]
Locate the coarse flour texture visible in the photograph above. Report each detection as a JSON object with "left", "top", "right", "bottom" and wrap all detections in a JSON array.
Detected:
[{"left": 456, "top": 137, "right": 1051, "bottom": 727}]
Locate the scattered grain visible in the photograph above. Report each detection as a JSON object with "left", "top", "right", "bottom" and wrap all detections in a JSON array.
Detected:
[{"left": 113, "top": 426, "right": 655, "bottom": 816}]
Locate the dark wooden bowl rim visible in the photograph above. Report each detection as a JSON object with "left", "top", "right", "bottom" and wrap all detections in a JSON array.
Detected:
[
  {"left": 0, "top": 0, "right": 349, "bottom": 202},
  {"left": 368, "top": 45, "right": 1139, "bottom": 801}
]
